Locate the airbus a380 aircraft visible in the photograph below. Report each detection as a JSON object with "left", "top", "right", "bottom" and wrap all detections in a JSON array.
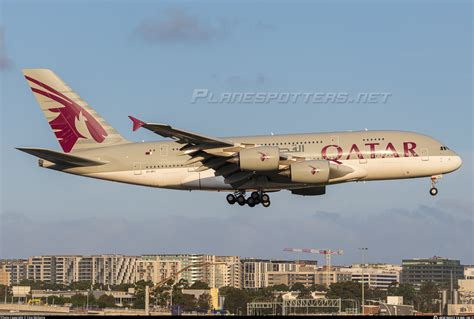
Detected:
[{"left": 18, "top": 69, "right": 462, "bottom": 208}]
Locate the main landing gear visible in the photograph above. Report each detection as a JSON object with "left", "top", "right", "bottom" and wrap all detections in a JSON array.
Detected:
[
  {"left": 226, "top": 191, "right": 271, "bottom": 208},
  {"left": 429, "top": 175, "right": 442, "bottom": 196}
]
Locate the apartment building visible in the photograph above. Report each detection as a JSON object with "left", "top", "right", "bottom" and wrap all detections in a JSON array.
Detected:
[
  {"left": 54, "top": 256, "right": 82, "bottom": 285},
  {"left": 27, "top": 256, "right": 55, "bottom": 283},
  {"left": 136, "top": 255, "right": 181, "bottom": 284},
  {"left": 241, "top": 259, "right": 318, "bottom": 289},
  {"left": 92, "top": 255, "right": 138, "bottom": 286},
  {"left": 140, "top": 254, "right": 241, "bottom": 288},
  {"left": 0, "top": 254, "right": 241, "bottom": 288},
  {"left": 338, "top": 264, "right": 402, "bottom": 290},
  {"left": 215, "top": 256, "right": 241, "bottom": 289}
]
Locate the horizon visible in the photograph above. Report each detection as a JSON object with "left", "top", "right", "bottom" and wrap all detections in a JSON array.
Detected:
[{"left": 0, "top": 253, "right": 467, "bottom": 267}]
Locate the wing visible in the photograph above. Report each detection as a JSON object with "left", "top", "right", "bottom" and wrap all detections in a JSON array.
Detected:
[
  {"left": 128, "top": 116, "right": 233, "bottom": 148},
  {"left": 129, "top": 116, "right": 255, "bottom": 186}
]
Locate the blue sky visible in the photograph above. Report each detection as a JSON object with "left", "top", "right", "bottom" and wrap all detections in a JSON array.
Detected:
[{"left": 0, "top": 0, "right": 472, "bottom": 265}]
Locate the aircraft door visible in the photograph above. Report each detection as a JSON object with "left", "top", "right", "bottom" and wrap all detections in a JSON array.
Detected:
[
  {"left": 133, "top": 162, "right": 142, "bottom": 175},
  {"left": 421, "top": 148, "right": 429, "bottom": 161},
  {"left": 160, "top": 145, "right": 168, "bottom": 156}
]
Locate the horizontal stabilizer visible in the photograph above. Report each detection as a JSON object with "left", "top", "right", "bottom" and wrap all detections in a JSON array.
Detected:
[{"left": 16, "top": 147, "right": 107, "bottom": 167}]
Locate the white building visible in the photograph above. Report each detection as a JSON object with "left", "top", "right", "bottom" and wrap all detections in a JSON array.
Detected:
[
  {"left": 27, "top": 256, "right": 55, "bottom": 283},
  {"left": 464, "top": 266, "right": 474, "bottom": 279},
  {"left": 338, "top": 264, "right": 401, "bottom": 290},
  {"left": 136, "top": 255, "right": 181, "bottom": 284},
  {"left": 0, "top": 254, "right": 239, "bottom": 289},
  {"left": 213, "top": 256, "right": 241, "bottom": 289},
  {"left": 241, "top": 259, "right": 318, "bottom": 289},
  {"left": 92, "top": 255, "right": 138, "bottom": 286},
  {"left": 54, "top": 256, "right": 82, "bottom": 285},
  {"left": 139, "top": 254, "right": 240, "bottom": 288}
]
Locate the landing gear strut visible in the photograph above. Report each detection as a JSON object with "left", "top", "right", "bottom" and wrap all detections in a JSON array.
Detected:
[
  {"left": 226, "top": 191, "right": 271, "bottom": 208},
  {"left": 429, "top": 175, "right": 442, "bottom": 196}
]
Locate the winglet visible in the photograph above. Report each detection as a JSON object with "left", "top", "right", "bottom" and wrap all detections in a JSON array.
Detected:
[{"left": 128, "top": 116, "right": 146, "bottom": 132}]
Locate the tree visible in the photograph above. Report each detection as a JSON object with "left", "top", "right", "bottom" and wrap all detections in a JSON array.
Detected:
[
  {"left": 46, "top": 295, "right": 69, "bottom": 305},
  {"left": 327, "top": 281, "right": 364, "bottom": 300},
  {"left": 415, "top": 281, "right": 440, "bottom": 313},
  {"left": 69, "top": 281, "right": 92, "bottom": 291},
  {"left": 155, "top": 289, "right": 171, "bottom": 308},
  {"left": 190, "top": 281, "right": 209, "bottom": 289},
  {"left": 269, "top": 284, "right": 289, "bottom": 292},
  {"left": 132, "top": 291, "right": 146, "bottom": 309},
  {"left": 132, "top": 281, "right": 155, "bottom": 309},
  {"left": 387, "top": 283, "right": 416, "bottom": 305},
  {"left": 197, "top": 293, "right": 211, "bottom": 313},
  {"left": 18, "top": 280, "right": 66, "bottom": 291},
  {"left": 365, "top": 287, "right": 387, "bottom": 301},
  {"left": 133, "top": 280, "right": 153, "bottom": 289},
  {"left": 0, "top": 285, "right": 11, "bottom": 302},
  {"left": 70, "top": 294, "right": 88, "bottom": 307},
  {"left": 110, "top": 283, "right": 134, "bottom": 292},
  {"left": 311, "top": 284, "right": 329, "bottom": 292},
  {"left": 175, "top": 279, "right": 189, "bottom": 289},
  {"left": 290, "top": 283, "right": 306, "bottom": 292},
  {"left": 172, "top": 291, "right": 196, "bottom": 312},
  {"left": 97, "top": 294, "right": 116, "bottom": 308},
  {"left": 220, "top": 287, "right": 249, "bottom": 315},
  {"left": 248, "top": 287, "right": 274, "bottom": 302}
]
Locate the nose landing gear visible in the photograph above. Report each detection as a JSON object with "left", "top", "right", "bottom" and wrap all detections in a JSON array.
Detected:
[
  {"left": 226, "top": 191, "right": 271, "bottom": 207},
  {"left": 429, "top": 175, "right": 442, "bottom": 196}
]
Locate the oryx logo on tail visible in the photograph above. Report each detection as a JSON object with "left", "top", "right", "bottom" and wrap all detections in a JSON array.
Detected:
[{"left": 25, "top": 76, "right": 108, "bottom": 152}]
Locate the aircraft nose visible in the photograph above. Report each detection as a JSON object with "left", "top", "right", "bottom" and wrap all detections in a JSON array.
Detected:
[
  {"left": 453, "top": 155, "right": 463, "bottom": 170},
  {"left": 446, "top": 154, "right": 463, "bottom": 172}
]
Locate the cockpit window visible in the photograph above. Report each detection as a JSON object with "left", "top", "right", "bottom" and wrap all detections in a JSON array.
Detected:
[{"left": 440, "top": 146, "right": 450, "bottom": 151}]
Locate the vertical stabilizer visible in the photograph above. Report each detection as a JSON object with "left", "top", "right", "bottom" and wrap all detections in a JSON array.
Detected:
[{"left": 22, "top": 68, "right": 128, "bottom": 153}]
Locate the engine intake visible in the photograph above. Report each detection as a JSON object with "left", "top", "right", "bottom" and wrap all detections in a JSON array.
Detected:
[
  {"left": 238, "top": 146, "right": 280, "bottom": 171},
  {"left": 288, "top": 160, "right": 330, "bottom": 184}
]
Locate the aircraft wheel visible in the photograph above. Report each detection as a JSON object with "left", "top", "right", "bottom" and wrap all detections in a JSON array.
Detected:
[
  {"left": 247, "top": 197, "right": 256, "bottom": 207},
  {"left": 261, "top": 194, "right": 270, "bottom": 203},
  {"left": 262, "top": 201, "right": 271, "bottom": 208},
  {"left": 251, "top": 192, "right": 260, "bottom": 200},
  {"left": 237, "top": 195, "right": 246, "bottom": 206},
  {"left": 430, "top": 187, "right": 438, "bottom": 196},
  {"left": 226, "top": 194, "right": 236, "bottom": 205}
]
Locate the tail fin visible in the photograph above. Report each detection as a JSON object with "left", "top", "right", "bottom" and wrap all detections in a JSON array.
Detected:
[{"left": 22, "top": 69, "right": 128, "bottom": 153}]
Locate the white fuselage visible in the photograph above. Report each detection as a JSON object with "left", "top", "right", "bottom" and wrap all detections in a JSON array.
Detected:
[{"left": 54, "top": 130, "right": 462, "bottom": 192}]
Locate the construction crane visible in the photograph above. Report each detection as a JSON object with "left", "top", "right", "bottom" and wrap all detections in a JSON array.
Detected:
[{"left": 283, "top": 248, "right": 344, "bottom": 287}]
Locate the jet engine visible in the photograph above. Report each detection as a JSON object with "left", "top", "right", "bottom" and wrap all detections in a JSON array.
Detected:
[
  {"left": 287, "top": 160, "right": 330, "bottom": 184},
  {"left": 235, "top": 146, "right": 280, "bottom": 171}
]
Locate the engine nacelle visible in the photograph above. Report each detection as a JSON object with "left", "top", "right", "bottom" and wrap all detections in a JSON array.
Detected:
[
  {"left": 289, "top": 160, "right": 330, "bottom": 184},
  {"left": 239, "top": 146, "right": 280, "bottom": 171}
]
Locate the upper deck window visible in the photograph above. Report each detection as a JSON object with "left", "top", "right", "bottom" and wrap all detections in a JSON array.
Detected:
[{"left": 440, "top": 146, "right": 450, "bottom": 151}]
